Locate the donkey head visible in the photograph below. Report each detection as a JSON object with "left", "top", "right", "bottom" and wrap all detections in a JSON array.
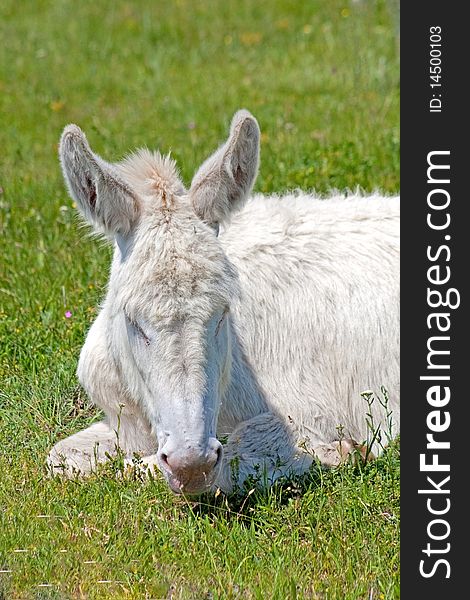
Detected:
[{"left": 59, "top": 111, "right": 260, "bottom": 494}]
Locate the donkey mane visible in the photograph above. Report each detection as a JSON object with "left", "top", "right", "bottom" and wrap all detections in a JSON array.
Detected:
[{"left": 118, "top": 149, "right": 185, "bottom": 206}]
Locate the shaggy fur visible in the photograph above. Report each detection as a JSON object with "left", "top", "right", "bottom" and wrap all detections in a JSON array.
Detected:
[{"left": 48, "top": 110, "right": 400, "bottom": 495}]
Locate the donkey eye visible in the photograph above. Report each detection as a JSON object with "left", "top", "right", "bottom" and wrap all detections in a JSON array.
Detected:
[
  {"left": 215, "top": 308, "right": 229, "bottom": 337},
  {"left": 124, "top": 312, "right": 151, "bottom": 346}
]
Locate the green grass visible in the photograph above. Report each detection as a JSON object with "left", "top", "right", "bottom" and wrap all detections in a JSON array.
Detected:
[{"left": 0, "top": 0, "right": 399, "bottom": 598}]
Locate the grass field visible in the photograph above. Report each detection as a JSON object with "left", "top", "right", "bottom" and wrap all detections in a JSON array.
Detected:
[{"left": 0, "top": 1, "right": 400, "bottom": 598}]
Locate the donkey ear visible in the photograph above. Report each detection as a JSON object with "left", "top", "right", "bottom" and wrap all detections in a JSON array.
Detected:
[
  {"left": 190, "top": 110, "right": 260, "bottom": 225},
  {"left": 59, "top": 125, "right": 139, "bottom": 236}
]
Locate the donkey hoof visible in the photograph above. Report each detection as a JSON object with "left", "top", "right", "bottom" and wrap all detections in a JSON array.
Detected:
[
  {"left": 47, "top": 444, "right": 96, "bottom": 478},
  {"left": 335, "top": 439, "right": 375, "bottom": 464},
  {"left": 313, "top": 439, "right": 375, "bottom": 467}
]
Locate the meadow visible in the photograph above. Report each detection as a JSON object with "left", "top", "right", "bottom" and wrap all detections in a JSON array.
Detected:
[{"left": 0, "top": 1, "right": 399, "bottom": 598}]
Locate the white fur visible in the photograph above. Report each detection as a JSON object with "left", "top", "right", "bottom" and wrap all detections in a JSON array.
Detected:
[{"left": 48, "top": 111, "right": 399, "bottom": 494}]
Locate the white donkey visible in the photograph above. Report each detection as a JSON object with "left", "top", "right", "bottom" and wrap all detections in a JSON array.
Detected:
[{"left": 48, "top": 110, "right": 400, "bottom": 495}]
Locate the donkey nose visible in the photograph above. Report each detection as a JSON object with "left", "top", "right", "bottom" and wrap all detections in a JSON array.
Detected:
[{"left": 159, "top": 438, "right": 223, "bottom": 484}]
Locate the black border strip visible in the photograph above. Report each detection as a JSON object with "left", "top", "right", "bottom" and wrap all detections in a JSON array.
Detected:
[{"left": 401, "top": 3, "right": 466, "bottom": 596}]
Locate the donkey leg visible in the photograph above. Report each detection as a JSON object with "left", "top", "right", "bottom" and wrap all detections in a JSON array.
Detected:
[
  {"left": 213, "top": 412, "right": 313, "bottom": 494},
  {"left": 211, "top": 415, "right": 374, "bottom": 493},
  {"left": 47, "top": 414, "right": 157, "bottom": 477},
  {"left": 47, "top": 313, "right": 156, "bottom": 476},
  {"left": 47, "top": 421, "right": 119, "bottom": 476}
]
